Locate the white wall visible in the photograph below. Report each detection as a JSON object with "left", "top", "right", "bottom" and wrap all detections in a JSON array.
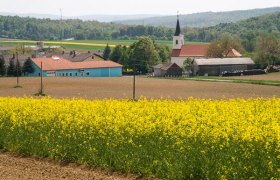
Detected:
[
  {"left": 172, "top": 35, "right": 184, "bottom": 49},
  {"left": 171, "top": 57, "right": 186, "bottom": 67}
]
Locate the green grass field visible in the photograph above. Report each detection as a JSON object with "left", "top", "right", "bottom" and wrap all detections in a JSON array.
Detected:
[{"left": 0, "top": 39, "right": 207, "bottom": 51}]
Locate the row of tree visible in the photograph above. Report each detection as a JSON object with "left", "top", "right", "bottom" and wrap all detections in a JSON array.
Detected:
[
  {"left": 103, "top": 37, "right": 170, "bottom": 73},
  {"left": 0, "top": 56, "right": 35, "bottom": 77}
]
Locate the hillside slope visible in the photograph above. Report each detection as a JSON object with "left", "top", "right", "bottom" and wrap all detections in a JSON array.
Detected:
[{"left": 118, "top": 7, "right": 280, "bottom": 27}]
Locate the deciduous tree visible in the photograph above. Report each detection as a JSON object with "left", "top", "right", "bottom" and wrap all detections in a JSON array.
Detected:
[
  {"left": 207, "top": 35, "right": 244, "bottom": 58},
  {"left": 255, "top": 34, "right": 280, "bottom": 67},
  {"left": 129, "top": 36, "right": 161, "bottom": 73}
]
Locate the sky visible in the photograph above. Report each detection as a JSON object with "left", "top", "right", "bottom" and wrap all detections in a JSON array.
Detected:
[{"left": 1, "top": 0, "right": 279, "bottom": 16}]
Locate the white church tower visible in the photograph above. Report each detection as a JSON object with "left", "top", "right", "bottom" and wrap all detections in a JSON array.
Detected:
[{"left": 173, "top": 14, "right": 184, "bottom": 50}]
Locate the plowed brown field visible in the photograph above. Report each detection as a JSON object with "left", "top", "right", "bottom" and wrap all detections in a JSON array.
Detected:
[
  {"left": 0, "top": 76, "right": 279, "bottom": 99},
  {"left": 0, "top": 152, "right": 155, "bottom": 180}
]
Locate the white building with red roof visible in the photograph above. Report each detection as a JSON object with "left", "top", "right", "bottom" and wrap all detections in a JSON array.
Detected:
[{"left": 171, "top": 16, "right": 242, "bottom": 67}]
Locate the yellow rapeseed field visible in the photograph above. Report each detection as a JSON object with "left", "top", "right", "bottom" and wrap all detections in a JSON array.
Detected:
[{"left": 0, "top": 97, "right": 279, "bottom": 179}]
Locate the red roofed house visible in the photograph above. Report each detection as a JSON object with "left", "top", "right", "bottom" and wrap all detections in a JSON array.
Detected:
[
  {"left": 171, "top": 16, "right": 241, "bottom": 67},
  {"left": 29, "top": 56, "right": 122, "bottom": 77}
]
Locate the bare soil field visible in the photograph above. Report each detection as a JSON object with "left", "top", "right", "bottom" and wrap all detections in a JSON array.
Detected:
[
  {"left": 0, "top": 76, "right": 279, "bottom": 99},
  {"left": 0, "top": 152, "right": 154, "bottom": 180}
]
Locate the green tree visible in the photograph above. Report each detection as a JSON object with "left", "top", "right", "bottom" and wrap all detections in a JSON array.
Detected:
[
  {"left": 129, "top": 36, "right": 161, "bottom": 73},
  {"left": 22, "top": 58, "right": 35, "bottom": 76},
  {"left": 7, "top": 60, "right": 16, "bottom": 76},
  {"left": 183, "top": 57, "right": 193, "bottom": 76},
  {"left": 155, "top": 44, "right": 170, "bottom": 63},
  {"left": 255, "top": 34, "right": 280, "bottom": 67},
  {"left": 110, "top": 45, "right": 123, "bottom": 63},
  {"left": 0, "top": 55, "right": 6, "bottom": 76},
  {"left": 207, "top": 35, "right": 244, "bottom": 58},
  {"left": 103, "top": 44, "right": 111, "bottom": 60},
  {"left": 119, "top": 46, "right": 130, "bottom": 70}
]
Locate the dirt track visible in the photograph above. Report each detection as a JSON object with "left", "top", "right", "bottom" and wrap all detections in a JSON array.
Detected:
[
  {"left": 0, "top": 152, "right": 154, "bottom": 180},
  {"left": 0, "top": 76, "right": 279, "bottom": 99}
]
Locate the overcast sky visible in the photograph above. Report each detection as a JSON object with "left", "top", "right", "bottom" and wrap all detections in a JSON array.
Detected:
[{"left": 1, "top": 0, "right": 279, "bottom": 16}]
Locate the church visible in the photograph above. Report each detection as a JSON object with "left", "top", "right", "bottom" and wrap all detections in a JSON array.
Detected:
[
  {"left": 153, "top": 16, "right": 254, "bottom": 76},
  {"left": 170, "top": 16, "right": 242, "bottom": 67}
]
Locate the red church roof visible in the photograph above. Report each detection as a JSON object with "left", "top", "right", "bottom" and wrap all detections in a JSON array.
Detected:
[
  {"left": 171, "top": 44, "right": 209, "bottom": 57},
  {"left": 32, "top": 57, "right": 122, "bottom": 71}
]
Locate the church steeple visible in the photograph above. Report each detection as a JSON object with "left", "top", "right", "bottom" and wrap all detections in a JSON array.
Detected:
[
  {"left": 174, "top": 14, "right": 181, "bottom": 36},
  {"left": 172, "top": 13, "right": 184, "bottom": 50}
]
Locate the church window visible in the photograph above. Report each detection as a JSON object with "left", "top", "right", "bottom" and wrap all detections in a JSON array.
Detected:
[{"left": 176, "top": 40, "right": 178, "bottom": 45}]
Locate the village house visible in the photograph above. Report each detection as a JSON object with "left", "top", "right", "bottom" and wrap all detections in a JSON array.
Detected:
[
  {"left": 29, "top": 56, "right": 123, "bottom": 77},
  {"left": 192, "top": 58, "right": 255, "bottom": 76},
  {"left": 153, "top": 62, "right": 182, "bottom": 77}
]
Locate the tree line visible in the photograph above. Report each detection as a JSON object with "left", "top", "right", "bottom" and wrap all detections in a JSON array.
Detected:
[
  {"left": 0, "top": 15, "right": 173, "bottom": 41},
  {"left": 103, "top": 36, "right": 170, "bottom": 73},
  {"left": 0, "top": 56, "right": 35, "bottom": 77}
]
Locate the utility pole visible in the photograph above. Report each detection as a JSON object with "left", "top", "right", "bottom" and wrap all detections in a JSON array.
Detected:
[
  {"left": 14, "top": 51, "right": 21, "bottom": 88},
  {"left": 60, "top": 8, "right": 63, "bottom": 41},
  {"left": 133, "top": 66, "right": 136, "bottom": 101},
  {"left": 40, "top": 61, "right": 43, "bottom": 94}
]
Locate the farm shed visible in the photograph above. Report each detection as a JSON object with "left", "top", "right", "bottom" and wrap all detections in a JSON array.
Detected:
[
  {"left": 153, "top": 63, "right": 182, "bottom": 77},
  {"left": 30, "top": 57, "right": 122, "bottom": 77},
  {"left": 193, "top": 58, "right": 255, "bottom": 76}
]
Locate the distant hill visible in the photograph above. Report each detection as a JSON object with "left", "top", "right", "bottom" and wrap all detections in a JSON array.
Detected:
[
  {"left": 184, "top": 12, "right": 280, "bottom": 51},
  {"left": 117, "top": 7, "right": 280, "bottom": 27},
  {"left": 0, "top": 12, "right": 161, "bottom": 22}
]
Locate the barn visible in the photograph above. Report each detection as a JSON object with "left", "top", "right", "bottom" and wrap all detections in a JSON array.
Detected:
[
  {"left": 153, "top": 63, "right": 182, "bottom": 77},
  {"left": 192, "top": 58, "right": 255, "bottom": 76},
  {"left": 29, "top": 57, "right": 122, "bottom": 77}
]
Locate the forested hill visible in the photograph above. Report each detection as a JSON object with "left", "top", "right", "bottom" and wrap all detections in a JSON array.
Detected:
[
  {"left": 184, "top": 12, "right": 280, "bottom": 51},
  {"left": 0, "top": 16, "right": 122, "bottom": 40},
  {"left": 0, "top": 15, "right": 174, "bottom": 40},
  {"left": 117, "top": 7, "right": 280, "bottom": 28}
]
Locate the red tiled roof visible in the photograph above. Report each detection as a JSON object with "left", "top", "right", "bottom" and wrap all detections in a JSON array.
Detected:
[
  {"left": 171, "top": 44, "right": 209, "bottom": 57},
  {"left": 32, "top": 57, "right": 122, "bottom": 71}
]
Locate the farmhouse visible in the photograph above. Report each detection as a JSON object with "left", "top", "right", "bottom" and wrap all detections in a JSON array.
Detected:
[
  {"left": 30, "top": 56, "right": 122, "bottom": 77},
  {"left": 193, "top": 58, "right": 255, "bottom": 76},
  {"left": 153, "top": 63, "right": 182, "bottom": 77},
  {"left": 170, "top": 16, "right": 242, "bottom": 67},
  {"left": 58, "top": 51, "right": 105, "bottom": 62}
]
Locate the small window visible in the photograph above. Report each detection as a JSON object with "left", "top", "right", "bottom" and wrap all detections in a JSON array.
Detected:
[
  {"left": 66, "top": 73, "right": 68, "bottom": 76},
  {"left": 63, "top": 73, "right": 65, "bottom": 76},
  {"left": 176, "top": 40, "right": 178, "bottom": 45},
  {"left": 75, "top": 73, "right": 78, "bottom": 76},
  {"left": 86, "top": 72, "right": 90, "bottom": 76},
  {"left": 70, "top": 73, "right": 72, "bottom": 76}
]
